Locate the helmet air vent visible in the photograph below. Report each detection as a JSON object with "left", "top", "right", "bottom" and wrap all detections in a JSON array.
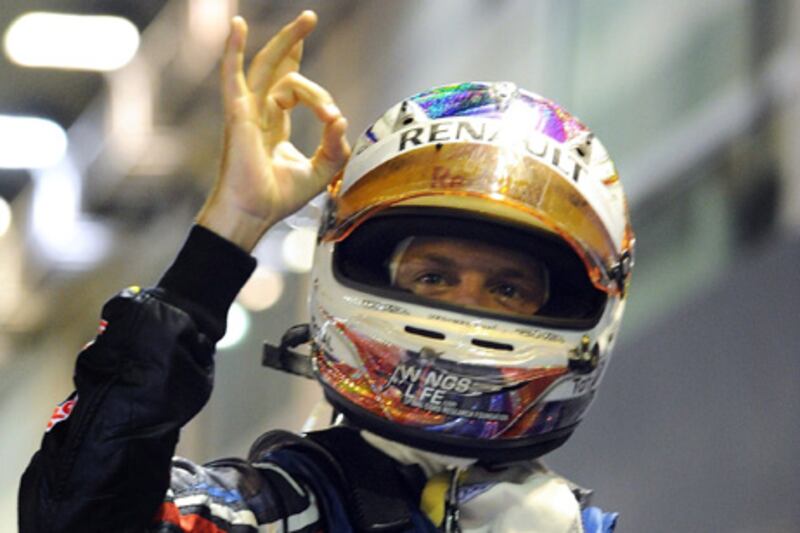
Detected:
[
  {"left": 471, "top": 338, "right": 514, "bottom": 351},
  {"left": 404, "top": 325, "right": 445, "bottom": 340}
]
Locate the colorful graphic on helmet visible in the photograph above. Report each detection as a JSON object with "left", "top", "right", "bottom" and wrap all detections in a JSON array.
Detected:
[
  {"left": 413, "top": 82, "right": 498, "bottom": 119},
  {"left": 316, "top": 321, "right": 569, "bottom": 441},
  {"left": 355, "top": 82, "right": 588, "bottom": 151}
]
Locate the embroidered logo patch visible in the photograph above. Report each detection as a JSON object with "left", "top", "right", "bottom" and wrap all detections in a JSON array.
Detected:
[{"left": 46, "top": 395, "right": 78, "bottom": 433}]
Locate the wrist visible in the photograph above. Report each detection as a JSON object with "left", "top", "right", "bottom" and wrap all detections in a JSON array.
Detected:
[{"left": 195, "top": 199, "right": 274, "bottom": 253}]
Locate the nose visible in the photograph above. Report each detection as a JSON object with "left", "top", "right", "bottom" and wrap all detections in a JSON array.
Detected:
[{"left": 447, "top": 273, "right": 488, "bottom": 308}]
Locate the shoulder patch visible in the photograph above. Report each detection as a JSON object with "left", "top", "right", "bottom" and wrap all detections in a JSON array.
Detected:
[{"left": 46, "top": 393, "right": 78, "bottom": 433}]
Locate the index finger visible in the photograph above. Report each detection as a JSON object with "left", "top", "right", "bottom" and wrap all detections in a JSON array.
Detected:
[
  {"left": 246, "top": 10, "right": 317, "bottom": 95},
  {"left": 221, "top": 16, "right": 249, "bottom": 105}
]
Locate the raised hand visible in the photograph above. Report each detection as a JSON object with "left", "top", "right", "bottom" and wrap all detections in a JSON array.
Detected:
[{"left": 197, "top": 11, "right": 350, "bottom": 252}]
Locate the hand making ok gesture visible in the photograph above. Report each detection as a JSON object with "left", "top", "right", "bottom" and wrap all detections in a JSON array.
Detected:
[{"left": 197, "top": 11, "right": 350, "bottom": 252}]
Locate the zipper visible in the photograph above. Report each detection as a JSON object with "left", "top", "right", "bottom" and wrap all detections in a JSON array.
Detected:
[{"left": 442, "top": 467, "right": 463, "bottom": 533}]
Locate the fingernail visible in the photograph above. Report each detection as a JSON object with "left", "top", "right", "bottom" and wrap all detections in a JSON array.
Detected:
[
  {"left": 324, "top": 103, "right": 340, "bottom": 117},
  {"left": 297, "top": 10, "right": 318, "bottom": 28}
]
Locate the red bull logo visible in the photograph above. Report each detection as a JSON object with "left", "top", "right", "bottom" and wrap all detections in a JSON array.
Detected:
[{"left": 45, "top": 395, "right": 78, "bottom": 433}]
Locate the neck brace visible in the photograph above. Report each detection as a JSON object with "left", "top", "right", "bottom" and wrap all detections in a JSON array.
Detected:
[{"left": 360, "top": 430, "right": 585, "bottom": 533}]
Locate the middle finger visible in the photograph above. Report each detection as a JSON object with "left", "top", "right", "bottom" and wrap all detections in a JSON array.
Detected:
[{"left": 246, "top": 10, "right": 317, "bottom": 96}]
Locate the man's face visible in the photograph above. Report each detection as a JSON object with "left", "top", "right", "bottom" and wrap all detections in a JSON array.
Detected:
[{"left": 393, "top": 237, "right": 549, "bottom": 317}]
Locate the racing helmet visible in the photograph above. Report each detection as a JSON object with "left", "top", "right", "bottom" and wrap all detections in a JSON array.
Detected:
[{"left": 308, "top": 82, "right": 634, "bottom": 463}]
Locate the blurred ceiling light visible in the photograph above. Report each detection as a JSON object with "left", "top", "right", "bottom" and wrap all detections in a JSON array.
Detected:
[
  {"left": 0, "top": 197, "right": 11, "bottom": 237},
  {"left": 4, "top": 13, "right": 139, "bottom": 71},
  {"left": 217, "top": 302, "right": 250, "bottom": 350},
  {"left": 285, "top": 192, "right": 325, "bottom": 229},
  {"left": 181, "top": 0, "right": 234, "bottom": 77},
  {"left": 108, "top": 58, "right": 153, "bottom": 162},
  {"left": 31, "top": 160, "right": 81, "bottom": 243},
  {"left": 281, "top": 227, "right": 317, "bottom": 273},
  {"left": 188, "top": 0, "right": 232, "bottom": 45},
  {"left": 0, "top": 115, "right": 66, "bottom": 169},
  {"left": 238, "top": 267, "right": 284, "bottom": 311},
  {"left": 252, "top": 230, "right": 288, "bottom": 271},
  {"left": 31, "top": 158, "right": 110, "bottom": 267}
]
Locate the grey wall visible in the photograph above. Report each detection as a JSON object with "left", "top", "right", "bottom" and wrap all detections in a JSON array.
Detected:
[{"left": 549, "top": 236, "right": 800, "bottom": 532}]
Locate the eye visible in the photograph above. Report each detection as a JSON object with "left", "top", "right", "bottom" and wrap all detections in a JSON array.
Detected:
[
  {"left": 491, "top": 283, "right": 521, "bottom": 299},
  {"left": 415, "top": 272, "right": 446, "bottom": 285}
]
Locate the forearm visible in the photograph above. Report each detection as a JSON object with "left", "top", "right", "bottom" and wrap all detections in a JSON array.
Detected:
[{"left": 19, "top": 226, "right": 256, "bottom": 533}]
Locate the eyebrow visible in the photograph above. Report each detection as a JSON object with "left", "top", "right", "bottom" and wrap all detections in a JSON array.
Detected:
[
  {"left": 415, "top": 254, "right": 539, "bottom": 281},
  {"left": 412, "top": 253, "right": 457, "bottom": 268},
  {"left": 489, "top": 268, "right": 537, "bottom": 280}
]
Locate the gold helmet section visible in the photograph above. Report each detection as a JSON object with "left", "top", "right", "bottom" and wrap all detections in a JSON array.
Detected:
[{"left": 324, "top": 141, "right": 632, "bottom": 296}]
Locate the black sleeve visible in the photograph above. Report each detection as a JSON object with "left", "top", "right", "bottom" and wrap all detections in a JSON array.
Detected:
[{"left": 18, "top": 226, "right": 257, "bottom": 533}]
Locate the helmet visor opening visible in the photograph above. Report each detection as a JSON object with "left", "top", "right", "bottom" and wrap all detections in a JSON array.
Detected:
[
  {"left": 332, "top": 210, "right": 607, "bottom": 328},
  {"left": 330, "top": 142, "right": 627, "bottom": 295}
]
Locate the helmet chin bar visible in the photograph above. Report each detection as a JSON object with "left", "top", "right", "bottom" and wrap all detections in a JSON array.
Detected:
[
  {"left": 263, "top": 324, "right": 588, "bottom": 464},
  {"left": 321, "top": 383, "right": 579, "bottom": 465}
]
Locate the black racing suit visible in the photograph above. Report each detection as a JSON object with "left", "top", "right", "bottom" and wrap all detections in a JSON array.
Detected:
[{"left": 19, "top": 226, "right": 440, "bottom": 533}]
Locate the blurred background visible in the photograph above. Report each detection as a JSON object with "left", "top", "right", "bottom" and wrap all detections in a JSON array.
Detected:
[{"left": 1, "top": 0, "right": 798, "bottom": 531}]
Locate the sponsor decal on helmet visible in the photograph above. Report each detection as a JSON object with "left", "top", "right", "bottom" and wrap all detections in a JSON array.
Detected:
[
  {"left": 343, "top": 295, "right": 411, "bottom": 315},
  {"left": 397, "top": 118, "right": 587, "bottom": 183},
  {"left": 317, "top": 322, "right": 569, "bottom": 439}
]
